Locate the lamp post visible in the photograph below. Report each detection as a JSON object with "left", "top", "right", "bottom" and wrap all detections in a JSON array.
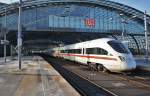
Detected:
[
  {"left": 120, "top": 14, "right": 136, "bottom": 39},
  {"left": 144, "top": 10, "right": 148, "bottom": 60},
  {"left": 4, "top": 8, "right": 7, "bottom": 63},
  {"left": 18, "top": 0, "right": 22, "bottom": 70}
]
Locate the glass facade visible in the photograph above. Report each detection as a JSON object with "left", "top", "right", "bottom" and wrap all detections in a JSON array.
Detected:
[
  {"left": 0, "top": 0, "right": 149, "bottom": 54},
  {"left": 0, "top": 4, "right": 146, "bottom": 33}
]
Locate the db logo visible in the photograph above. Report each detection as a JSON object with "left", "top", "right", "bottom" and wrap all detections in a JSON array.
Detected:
[{"left": 84, "top": 18, "right": 95, "bottom": 27}]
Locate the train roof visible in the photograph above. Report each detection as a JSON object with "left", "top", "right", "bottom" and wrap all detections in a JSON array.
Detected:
[{"left": 60, "top": 38, "right": 115, "bottom": 48}]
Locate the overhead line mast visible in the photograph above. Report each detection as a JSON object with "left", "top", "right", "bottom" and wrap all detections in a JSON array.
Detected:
[{"left": 18, "top": 0, "right": 22, "bottom": 69}]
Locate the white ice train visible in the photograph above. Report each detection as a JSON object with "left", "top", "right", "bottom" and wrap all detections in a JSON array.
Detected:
[{"left": 52, "top": 38, "right": 136, "bottom": 72}]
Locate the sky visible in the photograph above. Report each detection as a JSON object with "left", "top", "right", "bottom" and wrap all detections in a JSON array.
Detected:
[
  {"left": 0, "top": 0, "right": 149, "bottom": 14},
  {"left": 110, "top": 0, "right": 150, "bottom": 14}
]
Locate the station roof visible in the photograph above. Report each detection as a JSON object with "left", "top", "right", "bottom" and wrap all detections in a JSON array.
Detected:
[
  {"left": 0, "top": 2, "right": 7, "bottom": 8},
  {"left": 0, "top": 0, "right": 149, "bottom": 23}
]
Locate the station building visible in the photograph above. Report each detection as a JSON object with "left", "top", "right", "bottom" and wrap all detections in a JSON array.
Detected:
[{"left": 0, "top": 0, "right": 150, "bottom": 55}]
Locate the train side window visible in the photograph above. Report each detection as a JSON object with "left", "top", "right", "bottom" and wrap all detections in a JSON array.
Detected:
[
  {"left": 61, "top": 50, "right": 68, "bottom": 53},
  {"left": 97, "top": 48, "right": 108, "bottom": 55},
  {"left": 61, "top": 50, "right": 65, "bottom": 53},
  {"left": 86, "top": 48, "right": 93, "bottom": 54},
  {"left": 69, "top": 49, "right": 74, "bottom": 53},
  {"left": 67, "top": 50, "right": 71, "bottom": 53},
  {"left": 108, "top": 53, "right": 113, "bottom": 56},
  {"left": 67, "top": 49, "right": 81, "bottom": 54},
  {"left": 74, "top": 49, "right": 81, "bottom": 54},
  {"left": 86, "top": 48, "right": 108, "bottom": 55}
]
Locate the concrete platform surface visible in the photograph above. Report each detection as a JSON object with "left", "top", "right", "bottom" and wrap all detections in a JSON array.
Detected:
[
  {"left": 0, "top": 56, "right": 80, "bottom": 96},
  {"left": 0, "top": 56, "right": 12, "bottom": 64}
]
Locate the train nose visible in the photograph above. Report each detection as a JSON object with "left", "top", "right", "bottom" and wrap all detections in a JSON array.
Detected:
[
  {"left": 126, "top": 59, "right": 136, "bottom": 70},
  {"left": 120, "top": 55, "right": 136, "bottom": 71}
]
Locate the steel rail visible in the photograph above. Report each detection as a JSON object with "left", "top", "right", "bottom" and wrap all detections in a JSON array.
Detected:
[
  {"left": 43, "top": 55, "right": 116, "bottom": 96},
  {"left": 67, "top": 67, "right": 119, "bottom": 96}
]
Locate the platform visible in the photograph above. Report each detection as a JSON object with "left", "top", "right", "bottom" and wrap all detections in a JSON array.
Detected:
[
  {"left": 0, "top": 56, "right": 80, "bottom": 96},
  {"left": 0, "top": 56, "right": 12, "bottom": 63}
]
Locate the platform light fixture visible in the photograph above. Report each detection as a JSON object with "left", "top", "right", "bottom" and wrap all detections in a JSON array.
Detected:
[
  {"left": 4, "top": 8, "right": 7, "bottom": 63},
  {"left": 119, "top": 13, "right": 136, "bottom": 38},
  {"left": 144, "top": 10, "right": 149, "bottom": 60}
]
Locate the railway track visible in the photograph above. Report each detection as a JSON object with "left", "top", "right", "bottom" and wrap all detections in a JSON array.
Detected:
[
  {"left": 111, "top": 71, "right": 150, "bottom": 89},
  {"left": 42, "top": 55, "right": 115, "bottom": 96},
  {"left": 42, "top": 54, "right": 150, "bottom": 96},
  {"left": 65, "top": 66, "right": 150, "bottom": 96}
]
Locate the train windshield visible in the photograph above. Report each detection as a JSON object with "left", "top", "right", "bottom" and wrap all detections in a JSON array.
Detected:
[{"left": 108, "top": 40, "right": 130, "bottom": 54}]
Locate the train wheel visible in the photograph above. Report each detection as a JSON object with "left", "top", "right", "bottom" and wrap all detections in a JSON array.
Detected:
[
  {"left": 88, "top": 63, "right": 94, "bottom": 71},
  {"left": 88, "top": 62, "right": 91, "bottom": 70},
  {"left": 90, "top": 64, "right": 94, "bottom": 71},
  {"left": 102, "top": 66, "right": 108, "bottom": 73},
  {"left": 97, "top": 64, "right": 103, "bottom": 71}
]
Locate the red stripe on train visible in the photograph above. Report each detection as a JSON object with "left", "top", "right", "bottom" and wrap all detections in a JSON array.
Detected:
[{"left": 59, "top": 53, "right": 117, "bottom": 61}]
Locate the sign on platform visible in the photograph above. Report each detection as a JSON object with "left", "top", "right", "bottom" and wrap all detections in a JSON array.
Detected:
[{"left": 17, "top": 38, "right": 22, "bottom": 46}]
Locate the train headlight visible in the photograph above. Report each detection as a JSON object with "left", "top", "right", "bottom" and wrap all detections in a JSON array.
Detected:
[{"left": 119, "top": 56, "right": 126, "bottom": 62}]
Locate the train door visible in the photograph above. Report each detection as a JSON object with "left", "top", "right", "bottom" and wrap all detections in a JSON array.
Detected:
[
  {"left": 79, "top": 48, "right": 87, "bottom": 64},
  {"left": 86, "top": 48, "right": 90, "bottom": 64},
  {"left": 83, "top": 48, "right": 87, "bottom": 64}
]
